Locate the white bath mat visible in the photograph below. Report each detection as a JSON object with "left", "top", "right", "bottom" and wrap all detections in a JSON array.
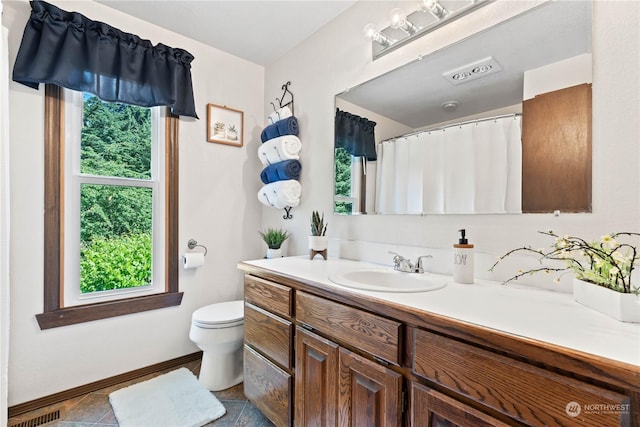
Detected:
[{"left": 109, "top": 367, "right": 226, "bottom": 427}]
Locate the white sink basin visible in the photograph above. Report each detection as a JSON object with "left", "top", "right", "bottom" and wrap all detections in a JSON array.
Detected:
[{"left": 328, "top": 268, "right": 447, "bottom": 293}]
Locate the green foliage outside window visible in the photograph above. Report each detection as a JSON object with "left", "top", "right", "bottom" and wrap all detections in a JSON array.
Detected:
[
  {"left": 334, "top": 147, "right": 352, "bottom": 214},
  {"left": 80, "top": 233, "right": 152, "bottom": 293},
  {"left": 79, "top": 95, "right": 153, "bottom": 293}
]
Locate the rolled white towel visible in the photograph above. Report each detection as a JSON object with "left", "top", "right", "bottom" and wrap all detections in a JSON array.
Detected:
[
  {"left": 267, "top": 106, "right": 293, "bottom": 125},
  {"left": 257, "top": 180, "right": 301, "bottom": 209},
  {"left": 258, "top": 135, "right": 302, "bottom": 166}
]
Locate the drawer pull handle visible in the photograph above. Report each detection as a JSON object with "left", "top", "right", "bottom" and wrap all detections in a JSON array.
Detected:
[
  {"left": 299, "top": 322, "right": 314, "bottom": 332},
  {"left": 373, "top": 355, "right": 390, "bottom": 366}
]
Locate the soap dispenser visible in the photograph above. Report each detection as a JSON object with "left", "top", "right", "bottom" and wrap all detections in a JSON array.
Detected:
[{"left": 453, "top": 229, "right": 474, "bottom": 284}]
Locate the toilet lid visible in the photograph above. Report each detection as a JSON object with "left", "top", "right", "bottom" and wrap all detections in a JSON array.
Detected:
[{"left": 192, "top": 300, "right": 244, "bottom": 327}]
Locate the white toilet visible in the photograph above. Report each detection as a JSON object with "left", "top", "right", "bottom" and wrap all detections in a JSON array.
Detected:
[{"left": 189, "top": 300, "right": 244, "bottom": 391}]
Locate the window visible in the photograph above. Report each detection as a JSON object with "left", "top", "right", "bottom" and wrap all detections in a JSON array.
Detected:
[
  {"left": 333, "top": 147, "right": 355, "bottom": 214},
  {"left": 37, "top": 85, "right": 181, "bottom": 329},
  {"left": 333, "top": 148, "right": 366, "bottom": 215}
]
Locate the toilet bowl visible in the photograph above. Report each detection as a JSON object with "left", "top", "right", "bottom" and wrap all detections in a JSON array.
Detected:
[{"left": 189, "top": 300, "right": 244, "bottom": 391}]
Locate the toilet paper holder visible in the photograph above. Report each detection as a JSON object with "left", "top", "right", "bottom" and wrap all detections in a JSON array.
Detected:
[{"left": 187, "top": 239, "right": 208, "bottom": 256}]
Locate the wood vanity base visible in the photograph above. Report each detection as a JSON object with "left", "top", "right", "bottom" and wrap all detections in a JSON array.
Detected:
[{"left": 239, "top": 262, "right": 639, "bottom": 427}]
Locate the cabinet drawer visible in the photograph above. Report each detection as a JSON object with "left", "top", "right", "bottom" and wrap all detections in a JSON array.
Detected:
[
  {"left": 244, "top": 345, "right": 292, "bottom": 427},
  {"left": 413, "top": 329, "right": 630, "bottom": 426},
  {"left": 296, "top": 292, "right": 401, "bottom": 365},
  {"left": 411, "top": 382, "right": 510, "bottom": 427},
  {"left": 245, "top": 275, "right": 292, "bottom": 318},
  {"left": 245, "top": 302, "right": 293, "bottom": 370}
]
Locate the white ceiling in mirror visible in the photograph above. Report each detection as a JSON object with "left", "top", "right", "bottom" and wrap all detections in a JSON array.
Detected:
[{"left": 338, "top": 1, "right": 592, "bottom": 129}]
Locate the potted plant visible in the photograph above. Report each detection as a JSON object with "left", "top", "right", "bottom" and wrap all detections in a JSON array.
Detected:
[
  {"left": 309, "top": 210, "right": 328, "bottom": 254},
  {"left": 214, "top": 121, "right": 226, "bottom": 138},
  {"left": 259, "top": 228, "right": 289, "bottom": 259},
  {"left": 227, "top": 124, "right": 238, "bottom": 141},
  {"left": 490, "top": 230, "right": 640, "bottom": 322}
]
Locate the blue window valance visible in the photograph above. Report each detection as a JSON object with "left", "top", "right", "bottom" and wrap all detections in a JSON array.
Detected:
[
  {"left": 335, "top": 109, "right": 377, "bottom": 160},
  {"left": 12, "top": 1, "right": 198, "bottom": 118}
]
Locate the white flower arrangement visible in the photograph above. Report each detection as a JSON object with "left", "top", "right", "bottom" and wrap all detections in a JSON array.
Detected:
[{"left": 490, "top": 230, "right": 640, "bottom": 294}]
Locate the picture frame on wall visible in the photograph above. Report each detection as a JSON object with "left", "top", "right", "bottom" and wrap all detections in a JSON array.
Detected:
[{"left": 206, "top": 103, "right": 244, "bottom": 147}]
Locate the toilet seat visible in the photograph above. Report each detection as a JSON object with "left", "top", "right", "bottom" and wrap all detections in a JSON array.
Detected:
[{"left": 192, "top": 300, "right": 244, "bottom": 329}]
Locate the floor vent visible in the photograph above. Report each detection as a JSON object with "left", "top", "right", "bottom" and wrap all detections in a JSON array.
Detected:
[{"left": 9, "top": 409, "right": 61, "bottom": 427}]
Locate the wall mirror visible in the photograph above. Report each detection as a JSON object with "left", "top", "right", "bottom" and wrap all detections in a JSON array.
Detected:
[{"left": 334, "top": 1, "right": 592, "bottom": 215}]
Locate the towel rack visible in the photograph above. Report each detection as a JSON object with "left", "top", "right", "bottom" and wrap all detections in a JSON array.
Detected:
[
  {"left": 277, "top": 81, "right": 294, "bottom": 116},
  {"left": 187, "top": 239, "right": 207, "bottom": 256}
]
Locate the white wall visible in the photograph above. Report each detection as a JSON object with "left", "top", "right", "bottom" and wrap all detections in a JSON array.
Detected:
[
  {"left": 4, "top": 0, "right": 265, "bottom": 406},
  {"left": 524, "top": 53, "right": 593, "bottom": 100},
  {"left": 1, "top": 2, "right": 11, "bottom": 424},
  {"left": 263, "top": 1, "right": 640, "bottom": 269}
]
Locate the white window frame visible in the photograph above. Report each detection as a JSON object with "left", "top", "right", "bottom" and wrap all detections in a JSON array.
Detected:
[{"left": 62, "top": 90, "right": 166, "bottom": 307}]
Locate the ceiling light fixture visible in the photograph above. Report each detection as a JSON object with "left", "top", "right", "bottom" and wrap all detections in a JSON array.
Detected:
[
  {"left": 366, "top": 0, "right": 490, "bottom": 60},
  {"left": 442, "top": 57, "right": 503, "bottom": 85},
  {"left": 441, "top": 101, "right": 459, "bottom": 112}
]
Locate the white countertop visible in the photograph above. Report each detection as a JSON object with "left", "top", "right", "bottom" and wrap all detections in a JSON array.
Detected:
[{"left": 242, "top": 256, "right": 640, "bottom": 367}]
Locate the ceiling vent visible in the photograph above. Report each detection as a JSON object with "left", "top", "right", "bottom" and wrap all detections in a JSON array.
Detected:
[{"left": 442, "top": 57, "right": 503, "bottom": 85}]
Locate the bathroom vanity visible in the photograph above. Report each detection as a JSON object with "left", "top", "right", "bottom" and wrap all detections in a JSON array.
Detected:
[{"left": 239, "top": 257, "right": 639, "bottom": 426}]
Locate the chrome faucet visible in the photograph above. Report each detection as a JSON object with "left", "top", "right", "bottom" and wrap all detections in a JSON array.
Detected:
[
  {"left": 390, "top": 251, "right": 414, "bottom": 272},
  {"left": 389, "top": 252, "right": 432, "bottom": 273}
]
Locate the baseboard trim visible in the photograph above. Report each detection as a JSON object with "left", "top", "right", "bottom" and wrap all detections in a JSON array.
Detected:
[{"left": 8, "top": 351, "right": 203, "bottom": 418}]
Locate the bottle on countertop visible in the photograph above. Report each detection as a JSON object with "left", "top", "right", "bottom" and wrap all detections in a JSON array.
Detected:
[{"left": 453, "top": 229, "right": 474, "bottom": 284}]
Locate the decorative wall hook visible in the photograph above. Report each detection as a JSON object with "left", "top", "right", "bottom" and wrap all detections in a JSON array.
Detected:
[
  {"left": 283, "top": 206, "right": 293, "bottom": 220},
  {"left": 277, "top": 81, "right": 294, "bottom": 115}
]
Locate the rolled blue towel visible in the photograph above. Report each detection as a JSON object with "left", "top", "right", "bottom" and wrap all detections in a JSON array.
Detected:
[
  {"left": 260, "top": 159, "right": 302, "bottom": 184},
  {"left": 261, "top": 116, "right": 299, "bottom": 142}
]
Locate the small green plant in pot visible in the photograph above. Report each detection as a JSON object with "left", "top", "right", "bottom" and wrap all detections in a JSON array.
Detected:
[
  {"left": 309, "top": 210, "right": 328, "bottom": 258},
  {"left": 260, "top": 228, "right": 289, "bottom": 259}
]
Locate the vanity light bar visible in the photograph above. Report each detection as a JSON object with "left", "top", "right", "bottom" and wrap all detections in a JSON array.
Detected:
[{"left": 368, "top": 0, "right": 492, "bottom": 60}]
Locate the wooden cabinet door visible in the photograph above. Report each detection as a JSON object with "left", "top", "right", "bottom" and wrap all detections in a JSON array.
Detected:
[
  {"left": 411, "top": 382, "right": 510, "bottom": 427},
  {"left": 295, "top": 327, "right": 339, "bottom": 427},
  {"left": 522, "top": 83, "right": 592, "bottom": 213},
  {"left": 338, "top": 347, "right": 402, "bottom": 427}
]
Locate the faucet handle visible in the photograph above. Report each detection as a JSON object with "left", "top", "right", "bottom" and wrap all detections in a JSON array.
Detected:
[
  {"left": 414, "top": 255, "right": 433, "bottom": 273},
  {"left": 388, "top": 251, "right": 412, "bottom": 271}
]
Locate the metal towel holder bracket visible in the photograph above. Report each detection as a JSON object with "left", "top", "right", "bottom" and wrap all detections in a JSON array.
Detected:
[{"left": 187, "top": 239, "right": 208, "bottom": 256}]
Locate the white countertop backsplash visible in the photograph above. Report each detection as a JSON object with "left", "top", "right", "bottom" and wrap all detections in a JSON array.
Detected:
[{"left": 243, "top": 256, "right": 640, "bottom": 367}]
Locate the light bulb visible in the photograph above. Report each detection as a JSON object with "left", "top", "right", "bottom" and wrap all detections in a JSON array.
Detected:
[
  {"left": 362, "top": 23, "right": 393, "bottom": 46},
  {"left": 389, "top": 7, "right": 419, "bottom": 35},
  {"left": 389, "top": 8, "right": 407, "bottom": 29},
  {"left": 418, "top": 0, "right": 448, "bottom": 20},
  {"left": 362, "top": 23, "right": 377, "bottom": 40}
]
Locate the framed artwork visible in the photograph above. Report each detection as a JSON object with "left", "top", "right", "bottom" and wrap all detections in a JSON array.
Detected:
[{"left": 206, "top": 104, "right": 244, "bottom": 147}]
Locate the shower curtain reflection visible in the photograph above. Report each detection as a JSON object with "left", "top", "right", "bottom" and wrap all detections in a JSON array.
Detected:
[{"left": 375, "top": 115, "right": 522, "bottom": 215}]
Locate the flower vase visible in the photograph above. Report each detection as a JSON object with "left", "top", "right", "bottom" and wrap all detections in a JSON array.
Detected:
[{"left": 573, "top": 278, "right": 640, "bottom": 323}]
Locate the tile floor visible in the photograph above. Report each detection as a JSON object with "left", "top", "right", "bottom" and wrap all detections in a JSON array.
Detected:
[{"left": 8, "top": 359, "right": 274, "bottom": 426}]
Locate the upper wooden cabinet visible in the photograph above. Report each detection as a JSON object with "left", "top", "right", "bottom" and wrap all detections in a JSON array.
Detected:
[{"left": 522, "top": 83, "right": 592, "bottom": 213}]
